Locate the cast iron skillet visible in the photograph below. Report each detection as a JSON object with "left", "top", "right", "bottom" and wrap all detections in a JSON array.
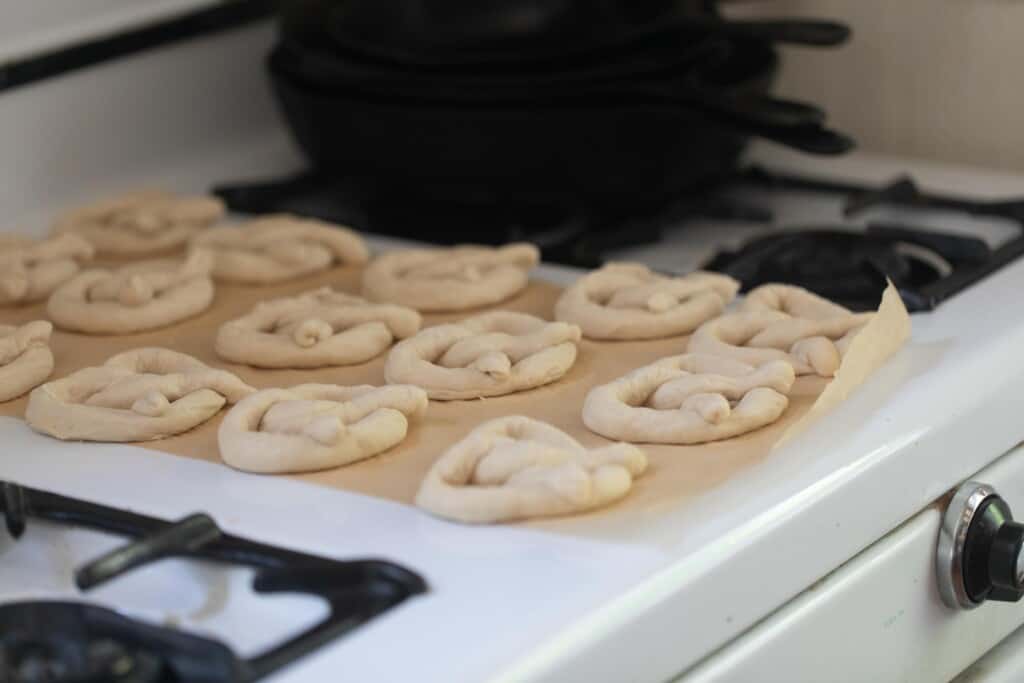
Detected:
[
  {"left": 267, "top": 42, "right": 849, "bottom": 216},
  {"left": 272, "top": 39, "right": 846, "bottom": 149},
  {"left": 284, "top": 0, "right": 848, "bottom": 71},
  {"left": 268, "top": 0, "right": 853, "bottom": 216},
  {"left": 310, "top": 0, "right": 847, "bottom": 66}
]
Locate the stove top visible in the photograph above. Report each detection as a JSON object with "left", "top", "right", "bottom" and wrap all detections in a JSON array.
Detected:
[
  {"left": 704, "top": 170, "right": 1024, "bottom": 311},
  {"left": 0, "top": 481, "right": 426, "bottom": 683},
  {"left": 214, "top": 166, "right": 1024, "bottom": 313}
]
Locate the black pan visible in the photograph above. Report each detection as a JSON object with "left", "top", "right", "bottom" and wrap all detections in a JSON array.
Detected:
[
  {"left": 273, "top": 39, "right": 838, "bottom": 141},
  {"left": 286, "top": 0, "right": 710, "bottom": 64},
  {"left": 275, "top": 31, "right": 730, "bottom": 90},
  {"left": 267, "top": 46, "right": 852, "bottom": 216},
  {"left": 326, "top": 15, "right": 849, "bottom": 67}
]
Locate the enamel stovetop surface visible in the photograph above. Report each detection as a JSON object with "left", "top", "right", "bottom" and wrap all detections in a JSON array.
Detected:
[{"left": 4, "top": 149, "right": 1024, "bottom": 683}]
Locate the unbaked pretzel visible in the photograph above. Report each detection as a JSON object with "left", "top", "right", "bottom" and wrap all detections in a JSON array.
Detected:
[
  {"left": 362, "top": 243, "right": 539, "bottom": 312},
  {"left": 687, "top": 284, "right": 873, "bottom": 377},
  {"left": 191, "top": 214, "right": 369, "bottom": 284},
  {"left": 555, "top": 263, "right": 739, "bottom": 340},
  {"left": 53, "top": 190, "right": 225, "bottom": 256},
  {"left": 47, "top": 249, "right": 216, "bottom": 335},
  {"left": 0, "top": 321, "right": 54, "bottom": 402},
  {"left": 218, "top": 383, "right": 428, "bottom": 473},
  {"left": 25, "top": 347, "right": 254, "bottom": 442},
  {"left": 385, "top": 311, "right": 581, "bottom": 400},
  {"left": 416, "top": 415, "right": 647, "bottom": 524},
  {"left": 216, "top": 288, "right": 422, "bottom": 369},
  {"left": 582, "top": 354, "right": 794, "bottom": 444},
  {"left": 740, "top": 283, "right": 855, "bottom": 319},
  {"left": 0, "top": 234, "right": 95, "bottom": 305}
]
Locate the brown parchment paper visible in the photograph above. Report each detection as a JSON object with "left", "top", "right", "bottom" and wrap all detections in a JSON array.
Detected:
[{"left": 0, "top": 267, "right": 909, "bottom": 525}]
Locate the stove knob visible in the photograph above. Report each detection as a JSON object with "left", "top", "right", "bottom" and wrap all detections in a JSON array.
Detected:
[{"left": 937, "top": 481, "right": 1024, "bottom": 609}]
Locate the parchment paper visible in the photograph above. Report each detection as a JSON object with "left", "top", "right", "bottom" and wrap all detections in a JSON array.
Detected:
[{"left": 0, "top": 268, "right": 910, "bottom": 523}]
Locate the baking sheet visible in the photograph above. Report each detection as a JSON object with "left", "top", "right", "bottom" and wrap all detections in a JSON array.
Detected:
[{"left": 0, "top": 267, "right": 909, "bottom": 525}]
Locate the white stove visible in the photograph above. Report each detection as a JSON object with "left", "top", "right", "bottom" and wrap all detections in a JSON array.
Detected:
[{"left": 3, "top": 14, "right": 1024, "bottom": 683}]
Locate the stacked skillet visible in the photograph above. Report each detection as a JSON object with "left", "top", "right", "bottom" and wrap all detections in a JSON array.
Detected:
[{"left": 270, "top": 0, "right": 853, "bottom": 215}]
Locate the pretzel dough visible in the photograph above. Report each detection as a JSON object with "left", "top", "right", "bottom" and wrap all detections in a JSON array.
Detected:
[
  {"left": 582, "top": 354, "right": 794, "bottom": 444},
  {"left": 218, "top": 384, "right": 428, "bottom": 473},
  {"left": 741, "top": 283, "right": 855, "bottom": 319},
  {"left": 362, "top": 243, "right": 539, "bottom": 312},
  {"left": 688, "top": 285, "right": 873, "bottom": 377},
  {"left": 191, "top": 214, "right": 370, "bottom": 284},
  {"left": 216, "top": 288, "right": 421, "bottom": 369},
  {"left": 47, "top": 250, "right": 216, "bottom": 335},
  {"left": 416, "top": 415, "right": 647, "bottom": 524},
  {"left": 0, "top": 321, "right": 54, "bottom": 402},
  {"left": 555, "top": 263, "right": 740, "bottom": 340},
  {"left": 0, "top": 234, "right": 94, "bottom": 305},
  {"left": 53, "top": 190, "right": 224, "bottom": 256},
  {"left": 385, "top": 311, "right": 581, "bottom": 400},
  {"left": 25, "top": 348, "right": 254, "bottom": 442}
]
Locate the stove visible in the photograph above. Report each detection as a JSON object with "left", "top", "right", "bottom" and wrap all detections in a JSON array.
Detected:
[
  {"left": 0, "top": 481, "right": 425, "bottom": 683},
  {"left": 215, "top": 165, "right": 1024, "bottom": 314},
  {"left": 7, "top": 14, "right": 1024, "bottom": 683}
]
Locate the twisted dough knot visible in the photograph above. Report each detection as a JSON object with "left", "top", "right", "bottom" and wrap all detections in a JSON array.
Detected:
[
  {"left": 191, "top": 214, "right": 370, "bottom": 284},
  {"left": 53, "top": 190, "right": 225, "bottom": 256},
  {"left": 555, "top": 263, "right": 740, "bottom": 340},
  {"left": 218, "top": 383, "right": 428, "bottom": 473},
  {"left": 0, "top": 321, "right": 55, "bottom": 402},
  {"left": 362, "top": 243, "right": 540, "bottom": 312},
  {"left": 583, "top": 354, "right": 795, "bottom": 444},
  {"left": 46, "top": 250, "right": 216, "bottom": 335},
  {"left": 0, "top": 234, "right": 95, "bottom": 305},
  {"left": 385, "top": 311, "right": 581, "bottom": 400},
  {"left": 687, "top": 284, "right": 873, "bottom": 378},
  {"left": 216, "top": 288, "right": 422, "bottom": 368},
  {"left": 25, "top": 348, "right": 254, "bottom": 442},
  {"left": 416, "top": 415, "right": 647, "bottom": 524}
]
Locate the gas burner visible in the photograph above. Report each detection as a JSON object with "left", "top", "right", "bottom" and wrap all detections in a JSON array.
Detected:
[
  {"left": 0, "top": 482, "right": 427, "bottom": 683},
  {"left": 705, "top": 168, "right": 1024, "bottom": 311},
  {"left": 704, "top": 226, "right": 989, "bottom": 311}
]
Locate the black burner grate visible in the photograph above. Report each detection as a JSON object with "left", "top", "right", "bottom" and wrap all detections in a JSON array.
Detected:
[
  {"left": 712, "top": 167, "right": 1024, "bottom": 311},
  {"left": 214, "top": 165, "right": 1024, "bottom": 311},
  {"left": 0, "top": 481, "right": 426, "bottom": 683}
]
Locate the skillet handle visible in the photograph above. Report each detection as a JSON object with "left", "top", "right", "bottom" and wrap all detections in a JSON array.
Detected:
[
  {"left": 748, "top": 124, "right": 856, "bottom": 156},
  {"left": 688, "top": 19, "right": 852, "bottom": 48}
]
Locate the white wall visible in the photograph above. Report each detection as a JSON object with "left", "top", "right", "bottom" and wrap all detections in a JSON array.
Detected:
[{"left": 730, "top": 1, "right": 1024, "bottom": 170}]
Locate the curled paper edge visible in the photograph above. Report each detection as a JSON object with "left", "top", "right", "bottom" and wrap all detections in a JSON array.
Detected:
[{"left": 774, "top": 281, "right": 912, "bottom": 449}]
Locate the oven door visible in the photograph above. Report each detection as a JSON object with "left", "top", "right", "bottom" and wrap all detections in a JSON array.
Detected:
[{"left": 673, "top": 441, "right": 1024, "bottom": 682}]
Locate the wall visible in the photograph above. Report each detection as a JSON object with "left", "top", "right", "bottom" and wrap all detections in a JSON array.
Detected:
[{"left": 730, "top": 1, "right": 1024, "bottom": 170}]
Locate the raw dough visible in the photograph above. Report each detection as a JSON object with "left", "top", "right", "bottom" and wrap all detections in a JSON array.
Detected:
[
  {"left": 416, "top": 415, "right": 647, "bottom": 524},
  {"left": 191, "top": 214, "right": 370, "bottom": 284},
  {"left": 216, "top": 288, "right": 421, "bottom": 369},
  {"left": 385, "top": 311, "right": 581, "bottom": 400},
  {"left": 687, "top": 284, "right": 873, "bottom": 377},
  {"left": 53, "top": 190, "right": 225, "bottom": 256},
  {"left": 218, "top": 383, "right": 428, "bottom": 473},
  {"left": 0, "top": 321, "right": 55, "bottom": 402},
  {"left": 25, "top": 347, "right": 254, "bottom": 442},
  {"left": 47, "top": 250, "right": 216, "bottom": 335},
  {"left": 741, "top": 283, "right": 855, "bottom": 319},
  {"left": 582, "top": 354, "right": 795, "bottom": 444},
  {"left": 555, "top": 262, "right": 739, "bottom": 340},
  {"left": 362, "top": 243, "right": 539, "bottom": 312},
  {"left": 0, "top": 234, "right": 94, "bottom": 305}
]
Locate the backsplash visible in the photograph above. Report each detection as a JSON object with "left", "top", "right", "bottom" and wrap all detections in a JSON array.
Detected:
[{"left": 730, "top": 0, "right": 1024, "bottom": 171}]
